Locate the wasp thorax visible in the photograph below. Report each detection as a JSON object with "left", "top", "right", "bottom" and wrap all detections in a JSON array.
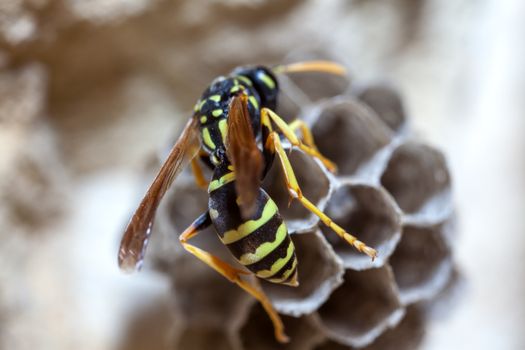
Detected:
[{"left": 232, "top": 66, "right": 279, "bottom": 111}]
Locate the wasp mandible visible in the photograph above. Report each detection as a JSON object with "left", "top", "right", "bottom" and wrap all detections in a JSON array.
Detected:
[{"left": 118, "top": 61, "right": 377, "bottom": 343}]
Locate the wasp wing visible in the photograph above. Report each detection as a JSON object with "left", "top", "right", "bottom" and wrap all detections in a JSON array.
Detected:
[
  {"left": 227, "top": 94, "right": 263, "bottom": 219},
  {"left": 118, "top": 117, "right": 200, "bottom": 272}
]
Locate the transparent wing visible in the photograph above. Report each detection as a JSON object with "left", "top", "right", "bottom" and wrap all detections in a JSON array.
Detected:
[
  {"left": 118, "top": 117, "right": 200, "bottom": 272},
  {"left": 227, "top": 94, "right": 263, "bottom": 219}
]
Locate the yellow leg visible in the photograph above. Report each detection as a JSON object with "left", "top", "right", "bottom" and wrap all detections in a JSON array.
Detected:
[
  {"left": 261, "top": 108, "right": 337, "bottom": 173},
  {"left": 191, "top": 158, "right": 209, "bottom": 189},
  {"left": 179, "top": 220, "right": 289, "bottom": 343},
  {"left": 288, "top": 119, "right": 317, "bottom": 150},
  {"left": 267, "top": 132, "right": 377, "bottom": 260}
]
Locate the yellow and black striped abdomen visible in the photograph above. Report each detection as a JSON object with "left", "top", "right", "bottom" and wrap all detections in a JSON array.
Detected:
[{"left": 208, "top": 170, "right": 298, "bottom": 286}]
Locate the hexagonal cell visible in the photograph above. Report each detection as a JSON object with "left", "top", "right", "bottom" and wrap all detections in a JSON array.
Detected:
[
  {"left": 314, "top": 305, "right": 425, "bottom": 350},
  {"left": 390, "top": 223, "right": 453, "bottom": 305},
  {"left": 355, "top": 84, "right": 407, "bottom": 134},
  {"left": 263, "top": 148, "right": 333, "bottom": 233},
  {"left": 320, "top": 182, "right": 402, "bottom": 270},
  {"left": 173, "top": 326, "right": 241, "bottom": 350},
  {"left": 380, "top": 142, "right": 452, "bottom": 224},
  {"left": 422, "top": 267, "right": 464, "bottom": 320},
  {"left": 315, "top": 266, "right": 405, "bottom": 348},
  {"left": 240, "top": 303, "right": 325, "bottom": 350},
  {"left": 308, "top": 97, "right": 393, "bottom": 179},
  {"left": 261, "top": 229, "right": 344, "bottom": 317},
  {"left": 168, "top": 251, "right": 254, "bottom": 329}
]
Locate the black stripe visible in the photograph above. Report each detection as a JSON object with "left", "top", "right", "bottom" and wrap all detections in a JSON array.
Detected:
[
  {"left": 244, "top": 235, "right": 294, "bottom": 275},
  {"left": 209, "top": 181, "right": 242, "bottom": 233},
  {"left": 209, "top": 121, "right": 226, "bottom": 149},
  {"left": 226, "top": 213, "right": 283, "bottom": 260},
  {"left": 210, "top": 183, "right": 269, "bottom": 236},
  {"left": 282, "top": 266, "right": 298, "bottom": 284},
  {"left": 269, "top": 253, "right": 297, "bottom": 281}
]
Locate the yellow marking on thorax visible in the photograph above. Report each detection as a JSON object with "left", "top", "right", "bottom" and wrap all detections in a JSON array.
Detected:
[
  {"left": 200, "top": 116, "right": 207, "bottom": 123},
  {"left": 202, "top": 127, "right": 216, "bottom": 150},
  {"left": 230, "top": 78, "right": 245, "bottom": 94},
  {"left": 230, "top": 85, "right": 241, "bottom": 93},
  {"left": 208, "top": 172, "right": 236, "bottom": 193},
  {"left": 218, "top": 119, "right": 228, "bottom": 144},
  {"left": 209, "top": 95, "right": 221, "bottom": 102},
  {"left": 248, "top": 95, "right": 259, "bottom": 109},
  {"left": 256, "top": 241, "right": 295, "bottom": 278},
  {"left": 237, "top": 76, "right": 252, "bottom": 86},
  {"left": 196, "top": 99, "right": 206, "bottom": 112},
  {"left": 259, "top": 72, "right": 276, "bottom": 89},
  {"left": 220, "top": 200, "right": 278, "bottom": 244},
  {"left": 212, "top": 109, "right": 223, "bottom": 117},
  {"left": 238, "top": 223, "right": 287, "bottom": 265}
]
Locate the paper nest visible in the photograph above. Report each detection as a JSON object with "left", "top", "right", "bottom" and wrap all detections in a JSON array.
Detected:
[{"left": 149, "top": 73, "right": 459, "bottom": 349}]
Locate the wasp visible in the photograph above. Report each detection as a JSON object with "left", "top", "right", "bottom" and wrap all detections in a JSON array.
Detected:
[{"left": 118, "top": 61, "right": 377, "bottom": 343}]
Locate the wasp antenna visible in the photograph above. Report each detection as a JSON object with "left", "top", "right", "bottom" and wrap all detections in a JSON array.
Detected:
[{"left": 273, "top": 60, "right": 347, "bottom": 76}]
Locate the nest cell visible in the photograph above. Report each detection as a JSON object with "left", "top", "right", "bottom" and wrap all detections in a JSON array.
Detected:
[
  {"left": 308, "top": 98, "right": 393, "bottom": 179},
  {"left": 316, "top": 266, "right": 404, "bottom": 348},
  {"left": 390, "top": 223, "right": 453, "bottom": 305},
  {"left": 315, "top": 305, "right": 425, "bottom": 350},
  {"left": 380, "top": 142, "right": 452, "bottom": 224},
  {"left": 169, "top": 252, "right": 253, "bottom": 328},
  {"left": 356, "top": 85, "right": 407, "bottom": 133},
  {"left": 263, "top": 148, "right": 332, "bottom": 233},
  {"left": 321, "top": 182, "right": 402, "bottom": 270},
  {"left": 422, "top": 267, "right": 464, "bottom": 320},
  {"left": 261, "top": 229, "right": 344, "bottom": 317},
  {"left": 240, "top": 303, "right": 325, "bottom": 350}
]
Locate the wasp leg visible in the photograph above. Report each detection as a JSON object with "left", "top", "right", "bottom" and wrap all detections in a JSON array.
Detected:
[
  {"left": 266, "top": 132, "right": 377, "bottom": 260},
  {"left": 288, "top": 119, "right": 317, "bottom": 150},
  {"left": 261, "top": 108, "right": 337, "bottom": 173},
  {"left": 179, "top": 212, "right": 289, "bottom": 343},
  {"left": 190, "top": 158, "right": 209, "bottom": 189}
]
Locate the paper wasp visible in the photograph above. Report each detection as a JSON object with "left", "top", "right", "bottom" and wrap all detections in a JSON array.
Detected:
[{"left": 118, "top": 61, "right": 377, "bottom": 342}]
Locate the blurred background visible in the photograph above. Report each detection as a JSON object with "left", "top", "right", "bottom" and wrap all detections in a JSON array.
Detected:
[{"left": 1, "top": 0, "right": 524, "bottom": 349}]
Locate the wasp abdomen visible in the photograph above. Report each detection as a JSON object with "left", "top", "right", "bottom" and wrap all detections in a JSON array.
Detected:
[{"left": 208, "top": 168, "right": 298, "bottom": 286}]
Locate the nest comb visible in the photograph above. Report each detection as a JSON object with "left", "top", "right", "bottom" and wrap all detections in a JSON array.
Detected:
[{"left": 145, "top": 71, "right": 458, "bottom": 350}]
